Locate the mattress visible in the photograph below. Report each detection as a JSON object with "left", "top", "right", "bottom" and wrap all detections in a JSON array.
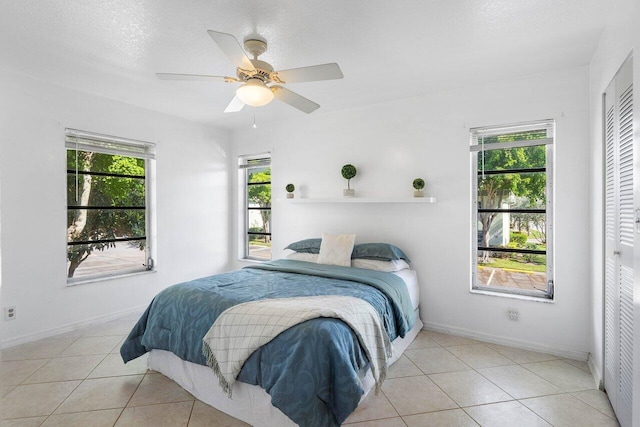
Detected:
[{"left": 394, "top": 269, "right": 419, "bottom": 310}]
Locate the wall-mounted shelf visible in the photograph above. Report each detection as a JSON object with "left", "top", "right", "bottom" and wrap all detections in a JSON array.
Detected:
[{"left": 284, "top": 197, "right": 437, "bottom": 204}]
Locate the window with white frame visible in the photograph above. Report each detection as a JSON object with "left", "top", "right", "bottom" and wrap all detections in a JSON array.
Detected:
[
  {"left": 470, "top": 120, "right": 554, "bottom": 299},
  {"left": 66, "top": 129, "right": 155, "bottom": 282},
  {"left": 239, "top": 154, "right": 271, "bottom": 260}
]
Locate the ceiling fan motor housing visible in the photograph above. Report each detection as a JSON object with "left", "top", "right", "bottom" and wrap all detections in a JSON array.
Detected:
[{"left": 238, "top": 59, "right": 273, "bottom": 83}]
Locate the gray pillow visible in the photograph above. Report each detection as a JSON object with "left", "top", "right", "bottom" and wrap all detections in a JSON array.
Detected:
[
  {"left": 351, "top": 243, "right": 411, "bottom": 263},
  {"left": 284, "top": 238, "right": 322, "bottom": 254}
]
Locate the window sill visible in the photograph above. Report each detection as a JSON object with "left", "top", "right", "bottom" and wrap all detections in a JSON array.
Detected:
[
  {"left": 238, "top": 258, "right": 271, "bottom": 264},
  {"left": 67, "top": 269, "right": 156, "bottom": 287},
  {"left": 283, "top": 197, "right": 437, "bottom": 204},
  {"left": 470, "top": 288, "right": 555, "bottom": 303}
]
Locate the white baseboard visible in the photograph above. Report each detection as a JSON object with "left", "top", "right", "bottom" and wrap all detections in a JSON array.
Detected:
[
  {"left": 588, "top": 353, "right": 604, "bottom": 390},
  {"left": 1, "top": 305, "right": 147, "bottom": 349},
  {"left": 422, "top": 320, "right": 590, "bottom": 361}
]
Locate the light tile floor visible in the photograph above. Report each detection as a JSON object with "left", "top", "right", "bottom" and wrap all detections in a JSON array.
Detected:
[{"left": 0, "top": 315, "right": 619, "bottom": 427}]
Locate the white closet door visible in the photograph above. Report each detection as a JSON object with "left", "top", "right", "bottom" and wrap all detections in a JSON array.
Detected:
[{"left": 604, "top": 56, "right": 633, "bottom": 427}]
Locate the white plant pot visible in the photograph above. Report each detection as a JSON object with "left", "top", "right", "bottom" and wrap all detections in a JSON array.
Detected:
[
  {"left": 286, "top": 193, "right": 294, "bottom": 199},
  {"left": 343, "top": 189, "right": 355, "bottom": 197},
  {"left": 414, "top": 190, "right": 424, "bottom": 197}
]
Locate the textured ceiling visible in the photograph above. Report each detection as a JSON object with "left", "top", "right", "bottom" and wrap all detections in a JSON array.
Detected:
[{"left": 0, "top": 0, "right": 615, "bottom": 130}]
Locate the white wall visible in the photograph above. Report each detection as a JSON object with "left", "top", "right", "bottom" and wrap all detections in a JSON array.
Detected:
[
  {"left": 0, "top": 68, "right": 232, "bottom": 346},
  {"left": 587, "top": 0, "right": 635, "bottom": 388},
  {"left": 231, "top": 66, "right": 592, "bottom": 359}
]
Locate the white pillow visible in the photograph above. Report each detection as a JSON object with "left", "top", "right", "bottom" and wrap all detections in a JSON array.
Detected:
[
  {"left": 286, "top": 252, "right": 319, "bottom": 263},
  {"left": 351, "top": 258, "right": 410, "bottom": 272},
  {"left": 317, "top": 233, "right": 356, "bottom": 267}
]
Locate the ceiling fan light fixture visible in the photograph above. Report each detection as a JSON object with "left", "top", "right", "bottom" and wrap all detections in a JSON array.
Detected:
[{"left": 236, "top": 78, "right": 274, "bottom": 107}]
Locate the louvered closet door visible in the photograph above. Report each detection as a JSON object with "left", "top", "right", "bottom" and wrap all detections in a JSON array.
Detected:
[{"left": 604, "top": 56, "right": 633, "bottom": 427}]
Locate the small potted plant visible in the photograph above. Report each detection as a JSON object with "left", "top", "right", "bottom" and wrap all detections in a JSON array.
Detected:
[
  {"left": 413, "top": 178, "right": 425, "bottom": 197},
  {"left": 285, "top": 183, "right": 295, "bottom": 199},
  {"left": 341, "top": 164, "right": 357, "bottom": 197}
]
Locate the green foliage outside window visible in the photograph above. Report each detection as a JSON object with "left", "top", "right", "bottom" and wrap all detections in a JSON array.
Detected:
[{"left": 67, "top": 150, "right": 146, "bottom": 278}]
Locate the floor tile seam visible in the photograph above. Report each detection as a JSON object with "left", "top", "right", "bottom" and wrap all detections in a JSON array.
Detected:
[
  {"left": 124, "top": 397, "right": 197, "bottom": 410},
  {"left": 399, "top": 407, "right": 481, "bottom": 426},
  {"left": 484, "top": 344, "right": 538, "bottom": 361},
  {"left": 517, "top": 362, "right": 595, "bottom": 393},
  {"left": 379, "top": 386, "right": 446, "bottom": 418},
  {"left": 463, "top": 367, "right": 519, "bottom": 402},
  {"left": 0, "top": 384, "right": 16, "bottom": 397},
  {"left": 352, "top": 381, "right": 400, "bottom": 421},
  {"left": 517, "top": 360, "right": 573, "bottom": 387},
  {"left": 406, "top": 343, "right": 443, "bottom": 351},
  {"left": 21, "top": 353, "right": 110, "bottom": 386},
  {"left": 344, "top": 413, "right": 402, "bottom": 425},
  {"left": 568, "top": 392, "right": 618, "bottom": 420},
  {"left": 486, "top": 347, "right": 561, "bottom": 365},
  {"left": 414, "top": 346, "right": 474, "bottom": 373},
  {"left": 416, "top": 366, "right": 475, "bottom": 376},
  {"left": 459, "top": 400, "right": 549, "bottom": 426},
  {"left": 56, "top": 352, "right": 117, "bottom": 358},
  {"left": 121, "top": 371, "right": 198, "bottom": 409},
  {"left": 40, "top": 406, "right": 125, "bottom": 426},
  {"left": 52, "top": 375, "right": 146, "bottom": 416},
  {"left": 443, "top": 345, "right": 519, "bottom": 367},
  {"left": 454, "top": 408, "right": 483, "bottom": 427},
  {"left": 516, "top": 396, "right": 559, "bottom": 425},
  {"left": 53, "top": 336, "right": 82, "bottom": 356},
  {"left": 184, "top": 400, "right": 197, "bottom": 426},
  {"left": 416, "top": 373, "right": 464, "bottom": 413},
  {"left": 126, "top": 394, "right": 197, "bottom": 408},
  {"left": 1, "top": 355, "right": 55, "bottom": 362},
  {"left": 386, "top": 373, "right": 425, "bottom": 380},
  {"left": 84, "top": 353, "right": 118, "bottom": 380},
  {"left": 82, "top": 333, "right": 129, "bottom": 338},
  {"left": 474, "top": 363, "right": 559, "bottom": 400},
  {"left": 88, "top": 371, "right": 149, "bottom": 380},
  {"left": 561, "top": 358, "right": 591, "bottom": 372},
  {"left": 14, "top": 379, "right": 85, "bottom": 422},
  {"left": 0, "top": 414, "right": 47, "bottom": 423},
  {"left": 0, "top": 361, "right": 50, "bottom": 387},
  {"left": 436, "top": 342, "right": 486, "bottom": 350},
  {"left": 115, "top": 372, "right": 147, "bottom": 413}
]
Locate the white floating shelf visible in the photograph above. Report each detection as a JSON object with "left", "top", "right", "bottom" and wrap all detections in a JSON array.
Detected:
[{"left": 285, "top": 197, "right": 437, "bottom": 204}]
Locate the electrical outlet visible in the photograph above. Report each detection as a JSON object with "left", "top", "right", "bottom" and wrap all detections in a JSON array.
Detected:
[
  {"left": 508, "top": 307, "right": 519, "bottom": 321},
  {"left": 4, "top": 306, "right": 16, "bottom": 321}
]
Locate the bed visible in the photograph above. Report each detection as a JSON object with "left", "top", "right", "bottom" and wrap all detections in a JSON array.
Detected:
[{"left": 121, "top": 241, "right": 422, "bottom": 427}]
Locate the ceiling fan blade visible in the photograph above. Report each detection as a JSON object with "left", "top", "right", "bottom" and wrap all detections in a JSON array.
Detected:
[
  {"left": 271, "top": 86, "right": 320, "bottom": 114},
  {"left": 272, "top": 63, "right": 343, "bottom": 84},
  {"left": 156, "top": 73, "right": 238, "bottom": 82},
  {"left": 224, "top": 95, "right": 245, "bottom": 113},
  {"left": 207, "top": 30, "right": 256, "bottom": 72}
]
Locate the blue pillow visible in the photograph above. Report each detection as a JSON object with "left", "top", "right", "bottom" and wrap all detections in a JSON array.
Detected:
[
  {"left": 284, "top": 238, "right": 322, "bottom": 254},
  {"left": 351, "top": 243, "right": 411, "bottom": 263}
]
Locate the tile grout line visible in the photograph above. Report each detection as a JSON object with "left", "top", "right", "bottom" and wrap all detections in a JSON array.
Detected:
[{"left": 112, "top": 370, "right": 149, "bottom": 425}]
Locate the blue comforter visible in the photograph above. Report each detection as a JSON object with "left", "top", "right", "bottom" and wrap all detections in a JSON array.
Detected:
[{"left": 120, "top": 260, "right": 415, "bottom": 426}]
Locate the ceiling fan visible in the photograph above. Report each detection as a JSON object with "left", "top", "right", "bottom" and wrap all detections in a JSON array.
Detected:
[{"left": 157, "top": 30, "right": 343, "bottom": 114}]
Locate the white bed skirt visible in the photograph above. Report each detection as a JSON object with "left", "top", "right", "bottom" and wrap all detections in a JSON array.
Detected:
[{"left": 148, "top": 313, "right": 423, "bottom": 427}]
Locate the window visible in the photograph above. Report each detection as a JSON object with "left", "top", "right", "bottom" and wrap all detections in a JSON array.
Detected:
[
  {"left": 239, "top": 154, "right": 271, "bottom": 260},
  {"left": 470, "top": 120, "right": 554, "bottom": 299},
  {"left": 66, "top": 129, "right": 155, "bottom": 283}
]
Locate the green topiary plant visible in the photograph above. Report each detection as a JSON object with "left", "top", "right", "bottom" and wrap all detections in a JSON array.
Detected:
[
  {"left": 413, "top": 178, "right": 425, "bottom": 190},
  {"left": 285, "top": 183, "right": 295, "bottom": 193},
  {"left": 341, "top": 164, "right": 357, "bottom": 190}
]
